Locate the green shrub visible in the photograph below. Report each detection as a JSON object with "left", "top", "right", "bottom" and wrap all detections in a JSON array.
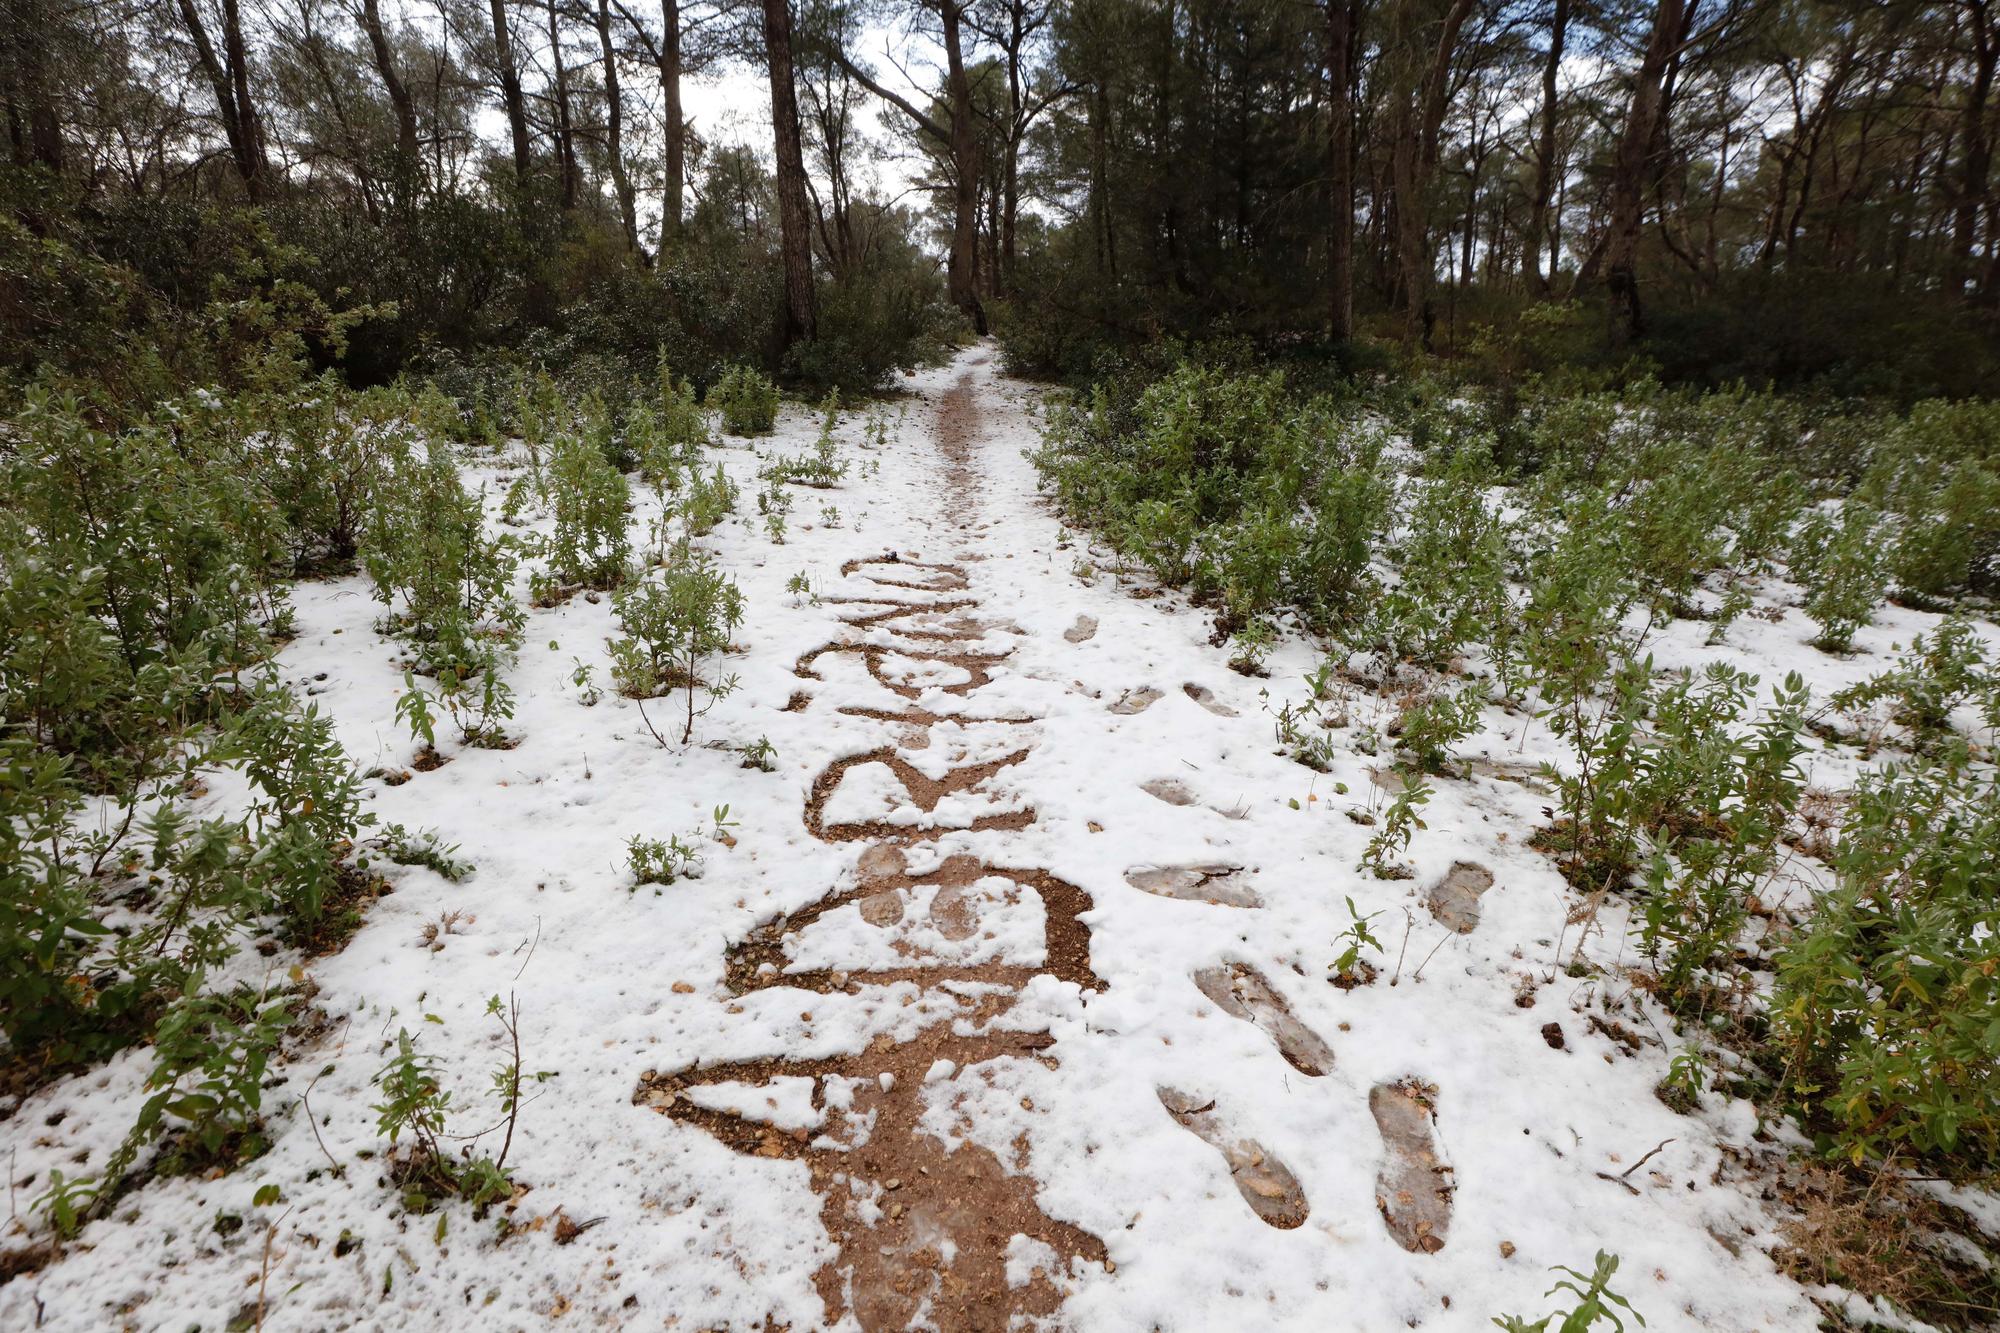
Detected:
[
  {"left": 1633, "top": 668, "right": 1809, "bottom": 1008},
  {"left": 224, "top": 676, "right": 374, "bottom": 932},
  {"left": 131, "top": 982, "right": 297, "bottom": 1172},
  {"left": 1378, "top": 442, "right": 1513, "bottom": 668},
  {"left": 362, "top": 442, "right": 521, "bottom": 675},
  {"left": 627, "top": 832, "right": 701, "bottom": 888},
  {"left": 710, "top": 364, "right": 779, "bottom": 436},
  {"left": 1832, "top": 616, "right": 2000, "bottom": 742},
  {"left": 1774, "top": 745, "right": 2000, "bottom": 1173},
  {"left": 0, "top": 738, "right": 148, "bottom": 1064},
  {"left": 542, "top": 430, "right": 631, "bottom": 591},
  {"left": 1395, "top": 681, "right": 1488, "bottom": 775},
  {"left": 608, "top": 543, "right": 744, "bottom": 742},
  {"left": 1791, "top": 502, "right": 1887, "bottom": 652}
]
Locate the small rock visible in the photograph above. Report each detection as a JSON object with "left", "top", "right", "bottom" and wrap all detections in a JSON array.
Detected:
[
  {"left": 1500, "top": 1241, "right": 1517, "bottom": 1259},
  {"left": 671, "top": 981, "right": 694, "bottom": 994}
]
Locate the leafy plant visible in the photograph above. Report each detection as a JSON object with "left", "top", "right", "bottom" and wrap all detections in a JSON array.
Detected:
[
  {"left": 1362, "top": 778, "right": 1432, "bottom": 879},
  {"left": 542, "top": 429, "right": 631, "bottom": 592},
  {"left": 378, "top": 824, "right": 473, "bottom": 882},
  {"left": 1773, "top": 743, "right": 2000, "bottom": 1173},
  {"left": 1395, "top": 680, "right": 1487, "bottom": 775},
  {"left": 710, "top": 364, "right": 779, "bottom": 436},
  {"left": 363, "top": 443, "right": 520, "bottom": 676},
  {"left": 1332, "top": 896, "right": 1384, "bottom": 982},
  {"left": 1493, "top": 1251, "right": 1645, "bottom": 1332},
  {"left": 608, "top": 543, "right": 745, "bottom": 742},
  {"left": 1791, "top": 502, "right": 1887, "bottom": 653},
  {"left": 627, "top": 832, "right": 701, "bottom": 889},
  {"left": 134, "top": 981, "right": 297, "bottom": 1172}
]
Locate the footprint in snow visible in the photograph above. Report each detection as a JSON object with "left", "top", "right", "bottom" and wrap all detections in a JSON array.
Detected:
[
  {"left": 1426, "top": 861, "right": 1494, "bottom": 935},
  {"left": 1193, "top": 964, "right": 1336, "bottom": 1077},
  {"left": 1124, "top": 864, "right": 1262, "bottom": 908},
  {"left": 1370, "top": 1080, "right": 1454, "bottom": 1254},
  {"left": 1064, "top": 615, "right": 1098, "bottom": 643},
  {"left": 1157, "top": 1087, "right": 1309, "bottom": 1229},
  {"left": 1182, "top": 683, "right": 1238, "bottom": 716},
  {"left": 1108, "top": 686, "right": 1162, "bottom": 714},
  {"left": 1140, "top": 776, "right": 1196, "bottom": 805}
]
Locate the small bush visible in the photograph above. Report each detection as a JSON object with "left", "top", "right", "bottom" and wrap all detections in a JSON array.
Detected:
[
  {"left": 1773, "top": 745, "right": 2000, "bottom": 1173},
  {"left": 542, "top": 430, "right": 631, "bottom": 591},
  {"left": 710, "top": 365, "right": 779, "bottom": 436}
]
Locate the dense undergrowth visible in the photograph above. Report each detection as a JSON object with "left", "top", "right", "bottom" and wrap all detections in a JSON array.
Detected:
[
  {"left": 1030, "top": 335, "right": 2000, "bottom": 1326},
  {"left": 0, "top": 243, "right": 870, "bottom": 1251}
]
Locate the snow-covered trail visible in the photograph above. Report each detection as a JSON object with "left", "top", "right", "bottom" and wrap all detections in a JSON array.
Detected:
[
  {"left": 2, "top": 345, "right": 1834, "bottom": 1332},
  {"left": 622, "top": 347, "right": 1824, "bottom": 1331}
]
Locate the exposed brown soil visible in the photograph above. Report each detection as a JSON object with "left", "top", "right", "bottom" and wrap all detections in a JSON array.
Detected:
[
  {"left": 1181, "top": 683, "right": 1237, "bottom": 716},
  {"left": 804, "top": 747, "right": 1035, "bottom": 843},
  {"left": 723, "top": 851, "right": 1099, "bottom": 995},
  {"left": 636, "top": 463, "right": 1108, "bottom": 1329},
  {"left": 933, "top": 378, "right": 982, "bottom": 523}
]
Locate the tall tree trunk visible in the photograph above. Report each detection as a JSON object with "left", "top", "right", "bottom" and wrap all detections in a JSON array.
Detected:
[
  {"left": 1525, "top": 0, "right": 1568, "bottom": 295},
  {"left": 547, "top": 0, "right": 579, "bottom": 210},
  {"left": 1090, "top": 75, "right": 1113, "bottom": 274},
  {"left": 359, "top": 0, "right": 421, "bottom": 202},
  {"left": 763, "top": 0, "right": 817, "bottom": 347},
  {"left": 1604, "top": 0, "right": 1691, "bottom": 341},
  {"left": 489, "top": 0, "right": 533, "bottom": 190},
  {"left": 220, "top": 0, "right": 268, "bottom": 192},
  {"left": 177, "top": 0, "right": 266, "bottom": 198},
  {"left": 942, "top": 0, "right": 987, "bottom": 332},
  {"left": 8, "top": 0, "right": 65, "bottom": 172},
  {"left": 825, "top": 0, "right": 985, "bottom": 331},
  {"left": 1391, "top": 0, "right": 1476, "bottom": 348},
  {"left": 594, "top": 0, "right": 638, "bottom": 249},
  {"left": 660, "top": 0, "right": 684, "bottom": 245},
  {"left": 1953, "top": 0, "right": 1994, "bottom": 297},
  {"left": 1325, "top": 0, "right": 1356, "bottom": 340}
]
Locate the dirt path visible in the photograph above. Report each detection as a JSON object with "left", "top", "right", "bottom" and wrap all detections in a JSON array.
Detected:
[
  {"left": 636, "top": 366, "right": 1113, "bottom": 1327},
  {"left": 618, "top": 350, "right": 1821, "bottom": 1332}
]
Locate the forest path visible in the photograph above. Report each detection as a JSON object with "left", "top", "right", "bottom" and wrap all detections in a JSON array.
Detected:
[
  {"left": 624, "top": 346, "right": 1818, "bottom": 1332},
  {"left": 639, "top": 352, "right": 1129, "bottom": 1327}
]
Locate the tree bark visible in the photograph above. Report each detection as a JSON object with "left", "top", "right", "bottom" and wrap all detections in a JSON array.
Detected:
[
  {"left": 763, "top": 0, "right": 817, "bottom": 347},
  {"left": 941, "top": 0, "right": 987, "bottom": 331},
  {"left": 358, "top": 0, "right": 421, "bottom": 201},
  {"left": 1390, "top": 0, "right": 1476, "bottom": 348},
  {"left": 1524, "top": 0, "right": 1568, "bottom": 295},
  {"left": 825, "top": 1, "right": 986, "bottom": 332},
  {"left": 489, "top": 0, "right": 534, "bottom": 190},
  {"left": 8, "top": 0, "right": 65, "bottom": 172},
  {"left": 610, "top": 0, "right": 687, "bottom": 248},
  {"left": 1953, "top": 0, "right": 1994, "bottom": 297},
  {"left": 176, "top": 0, "right": 268, "bottom": 198},
  {"left": 547, "top": 0, "right": 580, "bottom": 210},
  {"left": 1604, "top": 0, "right": 1691, "bottom": 341},
  {"left": 660, "top": 0, "right": 685, "bottom": 244},
  {"left": 595, "top": 0, "right": 639, "bottom": 249},
  {"left": 1325, "top": 0, "right": 1356, "bottom": 340}
]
